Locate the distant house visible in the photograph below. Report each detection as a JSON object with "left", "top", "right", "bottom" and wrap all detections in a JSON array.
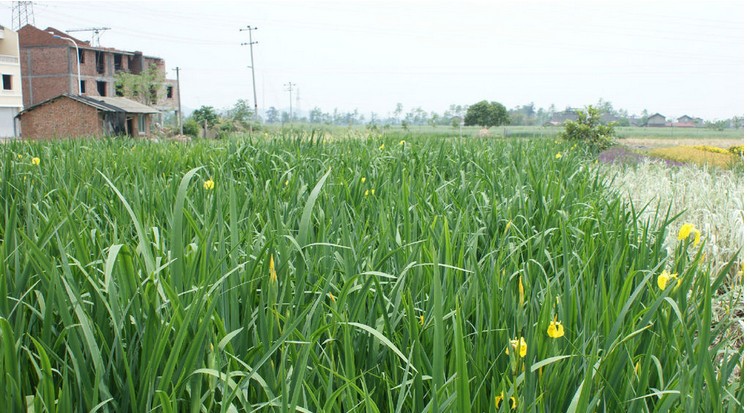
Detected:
[
  {"left": 677, "top": 115, "right": 694, "bottom": 123},
  {"left": 545, "top": 108, "right": 581, "bottom": 126},
  {"left": 627, "top": 116, "right": 642, "bottom": 127},
  {"left": 673, "top": 115, "right": 696, "bottom": 128},
  {"left": 600, "top": 113, "right": 619, "bottom": 125},
  {"left": 17, "top": 93, "right": 159, "bottom": 139},
  {"left": 645, "top": 113, "right": 666, "bottom": 127}
]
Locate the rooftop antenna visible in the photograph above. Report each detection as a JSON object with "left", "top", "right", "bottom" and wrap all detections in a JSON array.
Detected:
[
  {"left": 12, "top": 1, "right": 35, "bottom": 30},
  {"left": 66, "top": 27, "right": 111, "bottom": 47}
]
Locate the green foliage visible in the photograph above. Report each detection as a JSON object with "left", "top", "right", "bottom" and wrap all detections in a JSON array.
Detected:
[
  {"left": 114, "top": 63, "right": 165, "bottom": 105},
  {"left": 182, "top": 118, "right": 200, "bottom": 137},
  {"left": 0, "top": 135, "right": 741, "bottom": 412},
  {"left": 464, "top": 100, "right": 509, "bottom": 128},
  {"left": 559, "top": 105, "right": 616, "bottom": 150},
  {"left": 190, "top": 105, "right": 220, "bottom": 128}
]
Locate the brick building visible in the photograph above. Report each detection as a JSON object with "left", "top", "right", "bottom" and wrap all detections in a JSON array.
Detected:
[
  {"left": 17, "top": 94, "right": 159, "bottom": 139},
  {"left": 17, "top": 25, "right": 178, "bottom": 122}
]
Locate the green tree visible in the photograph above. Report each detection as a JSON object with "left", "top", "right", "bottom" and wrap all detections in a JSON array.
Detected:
[
  {"left": 115, "top": 63, "right": 165, "bottom": 105},
  {"left": 464, "top": 100, "right": 509, "bottom": 128},
  {"left": 265, "top": 107, "right": 279, "bottom": 123},
  {"left": 559, "top": 105, "right": 616, "bottom": 151},
  {"left": 227, "top": 99, "right": 253, "bottom": 125},
  {"left": 191, "top": 106, "right": 220, "bottom": 128}
]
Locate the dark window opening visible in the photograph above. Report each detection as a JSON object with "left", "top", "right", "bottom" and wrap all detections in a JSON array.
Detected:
[
  {"left": 114, "top": 54, "right": 123, "bottom": 71},
  {"left": 2, "top": 74, "right": 11, "bottom": 90},
  {"left": 78, "top": 49, "right": 85, "bottom": 63},
  {"left": 97, "top": 81, "right": 107, "bottom": 96},
  {"left": 80, "top": 80, "right": 86, "bottom": 94},
  {"left": 95, "top": 51, "right": 105, "bottom": 74},
  {"left": 166, "top": 85, "right": 173, "bottom": 99}
]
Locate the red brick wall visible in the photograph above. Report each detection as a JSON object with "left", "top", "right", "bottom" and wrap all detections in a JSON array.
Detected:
[
  {"left": 20, "top": 97, "right": 101, "bottom": 139},
  {"left": 128, "top": 114, "right": 152, "bottom": 136},
  {"left": 79, "top": 49, "right": 97, "bottom": 77},
  {"left": 25, "top": 47, "right": 69, "bottom": 75},
  {"left": 21, "top": 46, "right": 73, "bottom": 106}
]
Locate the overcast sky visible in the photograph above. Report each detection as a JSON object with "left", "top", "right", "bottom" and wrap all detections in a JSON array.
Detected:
[{"left": 4, "top": 0, "right": 744, "bottom": 119}]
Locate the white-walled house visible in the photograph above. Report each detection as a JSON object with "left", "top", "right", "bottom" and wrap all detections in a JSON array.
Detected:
[{"left": 0, "top": 25, "right": 23, "bottom": 138}]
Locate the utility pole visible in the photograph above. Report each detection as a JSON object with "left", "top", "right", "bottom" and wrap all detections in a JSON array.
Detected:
[
  {"left": 285, "top": 82, "right": 296, "bottom": 122},
  {"left": 174, "top": 67, "right": 183, "bottom": 135},
  {"left": 240, "top": 26, "right": 259, "bottom": 122}
]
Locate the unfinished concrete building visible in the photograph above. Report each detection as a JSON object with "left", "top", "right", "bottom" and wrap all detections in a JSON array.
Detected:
[{"left": 17, "top": 24, "right": 178, "bottom": 124}]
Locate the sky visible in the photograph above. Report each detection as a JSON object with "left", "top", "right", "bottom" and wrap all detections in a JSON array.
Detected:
[{"left": 3, "top": 0, "right": 744, "bottom": 120}]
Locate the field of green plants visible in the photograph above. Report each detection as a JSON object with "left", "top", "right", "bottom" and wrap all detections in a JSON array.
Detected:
[{"left": 0, "top": 132, "right": 743, "bottom": 412}]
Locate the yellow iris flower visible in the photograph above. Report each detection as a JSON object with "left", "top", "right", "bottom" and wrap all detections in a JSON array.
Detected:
[
  {"left": 677, "top": 223, "right": 701, "bottom": 246},
  {"left": 657, "top": 270, "right": 681, "bottom": 290},
  {"left": 269, "top": 256, "right": 277, "bottom": 283},
  {"left": 31, "top": 157, "right": 40, "bottom": 166},
  {"left": 547, "top": 316, "right": 565, "bottom": 338},
  {"left": 506, "top": 337, "right": 527, "bottom": 358},
  {"left": 495, "top": 392, "right": 517, "bottom": 409},
  {"left": 203, "top": 178, "right": 215, "bottom": 190}
]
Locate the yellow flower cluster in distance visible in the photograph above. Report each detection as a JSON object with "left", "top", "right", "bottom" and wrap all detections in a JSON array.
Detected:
[
  {"left": 31, "top": 157, "right": 40, "bottom": 166},
  {"left": 495, "top": 392, "right": 517, "bottom": 409},
  {"left": 203, "top": 178, "right": 215, "bottom": 190},
  {"left": 692, "top": 145, "right": 730, "bottom": 155},
  {"left": 379, "top": 143, "right": 385, "bottom": 150},
  {"left": 677, "top": 223, "right": 701, "bottom": 246},
  {"left": 506, "top": 337, "right": 527, "bottom": 358},
  {"left": 657, "top": 270, "right": 681, "bottom": 290},
  {"left": 547, "top": 316, "right": 565, "bottom": 338},
  {"left": 555, "top": 152, "right": 562, "bottom": 159}
]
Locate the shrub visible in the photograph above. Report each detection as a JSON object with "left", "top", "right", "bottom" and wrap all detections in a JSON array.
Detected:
[
  {"left": 183, "top": 118, "right": 200, "bottom": 137},
  {"left": 559, "top": 105, "right": 616, "bottom": 151}
]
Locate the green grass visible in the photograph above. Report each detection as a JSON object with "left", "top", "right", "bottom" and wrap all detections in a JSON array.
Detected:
[{"left": 0, "top": 133, "right": 743, "bottom": 412}]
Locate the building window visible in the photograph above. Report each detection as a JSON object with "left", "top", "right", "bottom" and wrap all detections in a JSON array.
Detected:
[
  {"left": 138, "top": 115, "right": 146, "bottom": 134},
  {"left": 114, "top": 54, "right": 122, "bottom": 71},
  {"left": 166, "top": 85, "right": 173, "bottom": 99},
  {"left": 2, "top": 74, "right": 11, "bottom": 90},
  {"left": 97, "top": 81, "right": 107, "bottom": 96},
  {"left": 78, "top": 49, "right": 85, "bottom": 63},
  {"left": 95, "top": 51, "right": 105, "bottom": 74},
  {"left": 80, "top": 80, "right": 86, "bottom": 94}
]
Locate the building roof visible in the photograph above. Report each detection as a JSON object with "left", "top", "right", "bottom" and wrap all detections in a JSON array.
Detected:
[
  {"left": 95, "top": 96, "right": 160, "bottom": 113},
  {"left": 18, "top": 94, "right": 160, "bottom": 116},
  {"left": 18, "top": 25, "right": 162, "bottom": 58},
  {"left": 647, "top": 113, "right": 666, "bottom": 120}
]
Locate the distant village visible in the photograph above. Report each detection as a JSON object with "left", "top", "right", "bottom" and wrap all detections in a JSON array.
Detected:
[{"left": 0, "top": 24, "right": 743, "bottom": 139}]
